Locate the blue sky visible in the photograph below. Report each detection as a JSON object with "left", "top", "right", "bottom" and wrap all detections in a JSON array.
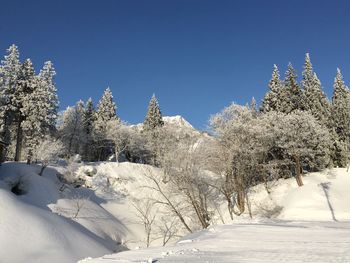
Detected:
[{"left": 1, "top": 0, "right": 350, "bottom": 129}]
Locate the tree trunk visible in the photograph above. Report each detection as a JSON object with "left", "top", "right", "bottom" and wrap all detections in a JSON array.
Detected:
[
  {"left": 294, "top": 155, "right": 303, "bottom": 187},
  {"left": 39, "top": 165, "right": 47, "bottom": 176},
  {"left": 14, "top": 119, "right": 23, "bottom": 162}
]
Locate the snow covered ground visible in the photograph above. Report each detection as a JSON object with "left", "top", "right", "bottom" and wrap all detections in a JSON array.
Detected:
[
  {"left": 79, "top": 220, "right": 350, "bottom": 263},
  {"left": 1, "top": 160, "right": 350, "bottom": 263}
]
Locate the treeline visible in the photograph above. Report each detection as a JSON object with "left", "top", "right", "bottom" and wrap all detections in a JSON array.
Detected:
[
  {"left": 0, "top": 45, "right": 166, "bottom": 165},
  {"left": 0, "top": 45, "right": 58, "bottom": 163}
]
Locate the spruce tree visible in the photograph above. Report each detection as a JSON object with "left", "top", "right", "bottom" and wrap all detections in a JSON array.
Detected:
[
  {"left": 82, "top": 98, "right": 95, "bottom": 161},
  {"left": 143, "top": 94, "right": 164, "bottom": 132},
  {"left": 283, "top": 63, "right": 306, "bottom": 113},
  {"left": 15, "top": 59, "right": 37, "bottom": 161},
  {"left": 330, "top": 68, "right": 350, "bottom": 166},
  {"left": 94, "top": 88, "right": 118, "bottom": 160},
  {"left": 0, "top": 45, "right": 21, "bottom": 145},
  {"left": 38, "top": 61, "right": 58, "bottom": 133},
  {"left": 302, "top": 53, "right": 330, "bottom": 125},
  {"left": 260, "top": 64, "right": 284, "bottom": 113}
]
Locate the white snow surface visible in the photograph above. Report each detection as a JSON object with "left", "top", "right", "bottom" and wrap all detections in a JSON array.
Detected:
[
  {"left": 79, "top": 166, "right": 350, "bottom": 263},
  {"left": 0, "top": 162, "right": 126, "bottom": 263},
  {"left": 79, "top": 220, "right": 350, "bottom": 263},
  {"left": 2, "top": 160, "right": 350, "bottom": 263}
]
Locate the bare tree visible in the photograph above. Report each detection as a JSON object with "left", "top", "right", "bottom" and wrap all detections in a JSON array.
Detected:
[{"left": 132, "top": 198, "right": 157, "bottom": 247}]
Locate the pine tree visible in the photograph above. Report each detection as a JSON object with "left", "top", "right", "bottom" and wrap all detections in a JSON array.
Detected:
[
  {"left": 283, "top": 63, "right": 306, "bottom": 113},
  {"left": 302, "top": 53, "right": 330, "bottom": 125},
  {"left": 15, "top": 59, "right": 38, "bottom": 161},
  {"left": 95, "top": 87, "right": 117, "bottom": 136},
  {"left": 143, "top": 94, "right": 164, "bottom": 132},
  {"left": 82, "top": 98, "right": 95, "bottom": 161},
  {"left": 38, "top": 61, "right": 59, "bottom": 133},
  {"left": 260, "top": 65, "right": 284, "bottom": 113},
  {"left": 94, "top": 88, "right": 118, "bottom": 160},
  {"left": 0, "top": 45, "right": 21, "bottom": 145}
]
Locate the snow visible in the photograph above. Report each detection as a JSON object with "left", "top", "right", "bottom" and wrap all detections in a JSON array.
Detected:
[
  {"left": 0, "top": 162, "right": 126, "bottom": 263},
  {"left": 78, "top": 165, "right": 350, "bottom": 263},
  {"left": 79, "top": 221, "right": 350, "bottom": 263},
  {"left": 2, "top": 161, "right": 350, "bottom": 263}
]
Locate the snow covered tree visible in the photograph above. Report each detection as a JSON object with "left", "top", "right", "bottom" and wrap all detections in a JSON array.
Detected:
[
  {"left": 260, "top": 65, "right": 285, "bottom": 113},
  {"left": 330, "top": 68, "right": 350, "bottom": 167},
  {"left": 263, "top": 111, "right": 332, "bottom": 186},
  {"left": 0, "top": 45, "right": 21, "bottom": 148},
  {"left": 143, "top": 94, "right": 164, "bottom": 132},
  {"left": 283, "top": 63, "right": 306, "bottom": 113},
  {"left": 33, "top": 136, "right": 64, "bottom": 176},
  {"left": 82, "top": 98, "right": 95, "bottom": 161},
  {"left": 10, "top": 58, "right": 40, "bottom": 161},
  {"left": 58, "top": 101, "right": 85, "bottom": 157},
  {"left": 106, "top": 119, "right": 133, "bottom": 162},
  {"left": 37, "top": 61, "right": 59, "bottom": 133},
  {"left": 94, "top": 88, "right": 118, "bottom": 160},
  {"left": 302, "top": 53, "right": 330, "bottom": 125}
]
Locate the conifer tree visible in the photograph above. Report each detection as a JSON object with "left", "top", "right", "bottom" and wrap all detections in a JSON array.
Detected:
[
  {"left": 302, "top": 53, "right": 330, "bottom": 125},
  {"left": 330, "top": 68, "right": 350, "bottom": 167},
  {"left": 143, "top": 94, "right": 164, "bottom": 132},
  {"left": 283, "top": 63, "right": 306, "bottom": 113},
  {"left": 260, "top": 65, "right": 284, "bottom": 113},
  {"left": 95, "top": 88, "right": 117, "bottom": 135},
  {"left": 0, "top": 45, "right": 21, "bottom": 145},
  {"left": 82, "top": 98, "right": 95, "bottom": 161},
  {"left": 38, "top": 61, "right": 58, "bottom": 133},
  {"left": 15, "top": 59, "right": 37, "bottom": 161},
  {"left": 94, "top": 88, "right": 118, "bottom": 160}
]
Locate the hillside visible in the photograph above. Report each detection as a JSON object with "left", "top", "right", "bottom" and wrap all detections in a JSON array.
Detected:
[{"left": 1, "top": 162, "right": 350, "bottom": 263}]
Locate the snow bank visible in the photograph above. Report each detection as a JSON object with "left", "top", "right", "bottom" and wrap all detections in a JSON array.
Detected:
[{"left": 0, "top": 162, "right": 126, "bottom": 263}]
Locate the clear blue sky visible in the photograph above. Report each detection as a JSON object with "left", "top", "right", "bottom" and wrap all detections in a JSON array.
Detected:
[{"left": 1, "top": 0, "right": 350, "bottom": 129}]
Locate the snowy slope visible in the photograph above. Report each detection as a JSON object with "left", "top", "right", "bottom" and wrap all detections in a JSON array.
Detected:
[
  {"left": 78, "top": 165, "right": 350, "bottom": 263},
  {"left": 79, "top": 221, "right": 350, "bottom": 263},
  {"left": 0, "top": 163, "right": 127, "bottom": 263}
]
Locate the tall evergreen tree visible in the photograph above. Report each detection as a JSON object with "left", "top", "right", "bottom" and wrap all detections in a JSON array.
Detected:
[
  {"left": 94, "top": 88, "right": 118, "bottom": 160},
  {"left": 260, "top": 64, "right": 284, "bottom": 113},
  {"left": 95, "top": 87, "right": 117, "bottom": 135},
  {"left": 283, "top": 63, "right": 306, "bottom": 113},
  {"left": 0, "top": 45, "right": 21, "bottom": 145},
  {"left": 143, "top": 94, "right": 164, "bottom": 132},
  {"left": 82, "top": 98, "right": 96, "bottom": 161},
  {"left": 14, "top": 59, "right": 37, "bottom": 160},
  {"left": 330, "top": 68, "right": 350, "bottom": 166},
  {"left": 38, "top": 61, "right": 59, "bottom": 133},
  {"left": 302, "top": 53, "right": 330, "bottom": 125}
]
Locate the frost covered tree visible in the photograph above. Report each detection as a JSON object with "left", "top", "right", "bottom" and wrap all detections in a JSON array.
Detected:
[
  {"left": 143, "top": 94, "right": 164, "bottom": 132},
  {"left": 106, "top": 119, "right": 133, "bottom": 162},
  {"left": 210, "top": 103, "right": 271, "bottom": 217},
  {"left": 37, "top": 61, "right": 59, "bottom": 133},
  {"left": 82, "top": 98, "right": 95, "bottom": 161},
  {"left": 33, "top": 136, "right": 64, "bottom": 176},
  {"left": 143, "top": 95, "right": 164, "bottom": 165},
  {"left": 263, "top": 111, "right": 331, "bottom": 186},
  {"left": 58, "top": 101, "right": 85, "bottom": 157},
  {"left": 283, "top": 63, "right": 306, "bottom": 113},
  {"left": 0, "top": 45, "right": 21, "bottom": 151},
  {"left": 302, "top": 53, "right": 330, "bottom": 125},
  {"left": 260, "top": 65, "right": 285, "bottom": 113},
  {"left": 13, "top": 58, "right": 37, "bottom": 161},
  {"left": 94, "top": 88, "right": 118, "bottom": 160},
  {"left": 330, "top": 68, "right": 350, "bottom": 166}
]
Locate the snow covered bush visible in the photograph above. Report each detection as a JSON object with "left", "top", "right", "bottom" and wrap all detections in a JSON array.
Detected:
[{"left": 33, "top": 137, "right": 64, "bottom": 175}]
